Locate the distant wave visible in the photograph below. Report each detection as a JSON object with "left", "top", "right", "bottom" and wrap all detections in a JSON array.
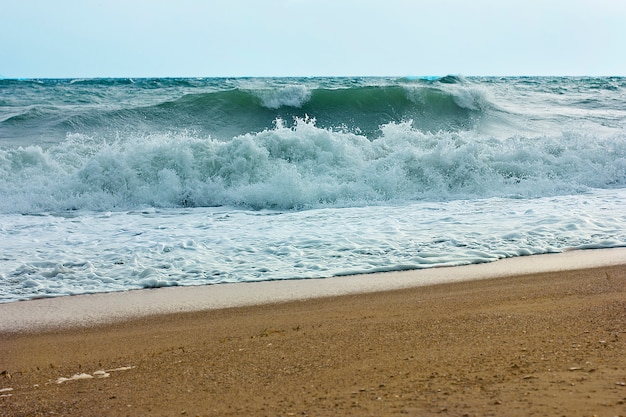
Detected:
[
  {"left": 0, "top": 79, "right": 496, "bottom": 142},
  {"left": 107, "top": 83, "right": 494, "bottom": 139}
]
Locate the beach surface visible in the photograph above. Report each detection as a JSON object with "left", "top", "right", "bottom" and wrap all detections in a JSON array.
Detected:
[{"left": 2, "top": 249, "right": 626, "bottom": 416}]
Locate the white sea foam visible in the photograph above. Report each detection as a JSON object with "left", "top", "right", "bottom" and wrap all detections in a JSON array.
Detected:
[
  {"left": 1, "top": 188, "right": 625, "bottom": 302},
  {"left": 55, "top": 367, "right": 133, "bottom": 384},
  {"left": 251, "top": 85, "right": 312, "bottom": 109},
  {"left": 0, "top": 119, "right": 624, "bottom": 214}
]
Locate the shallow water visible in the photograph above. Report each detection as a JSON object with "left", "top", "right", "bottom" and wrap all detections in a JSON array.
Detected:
[{"left": 1, "top": 188, "right": 624, "bottom": 302}]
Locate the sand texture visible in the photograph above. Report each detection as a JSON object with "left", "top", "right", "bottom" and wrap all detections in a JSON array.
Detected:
[{"left": 2, "top": 265, "right": 626, "bottom": 416}]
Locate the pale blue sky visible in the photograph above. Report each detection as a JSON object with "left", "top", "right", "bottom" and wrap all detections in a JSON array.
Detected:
[{"left": 2, "top": 0, "right": 625, "bottom": 78}]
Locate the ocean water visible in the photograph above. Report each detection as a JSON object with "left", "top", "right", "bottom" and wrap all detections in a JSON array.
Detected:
[{"left": 1, "top": 76, "right": 625, "bottom": 302}]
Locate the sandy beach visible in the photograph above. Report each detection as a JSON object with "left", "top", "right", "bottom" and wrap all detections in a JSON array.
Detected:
[{"left": 2, "top": 250, "right": 626, "bottom": 416}]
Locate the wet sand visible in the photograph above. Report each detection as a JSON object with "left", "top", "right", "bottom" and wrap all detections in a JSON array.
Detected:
[{"left": 1, "top": 251, "right": 626, "bottom": 416}]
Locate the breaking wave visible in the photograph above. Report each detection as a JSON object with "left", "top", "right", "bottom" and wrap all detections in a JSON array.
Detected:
[{"left": 1, "top": 117, "right": 624, "bottom": 213}]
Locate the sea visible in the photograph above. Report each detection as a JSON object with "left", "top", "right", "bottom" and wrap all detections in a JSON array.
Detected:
[{"left": 1, "top": 76, "right": 625, "bottom": 303}]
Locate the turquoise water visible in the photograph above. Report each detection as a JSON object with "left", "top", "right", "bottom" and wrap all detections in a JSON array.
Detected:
[{"left": 1, "top": 76, "right": 625, "bottom": 301}]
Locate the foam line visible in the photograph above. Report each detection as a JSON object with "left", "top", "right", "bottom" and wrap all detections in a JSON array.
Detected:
[{"left": 2, "top": 248, "right": 625, "bottom": 333}]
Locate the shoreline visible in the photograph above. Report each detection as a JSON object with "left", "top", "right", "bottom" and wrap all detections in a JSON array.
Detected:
[
  {"left": 1, "top": 247, "right": 626, "bottom": 333},
  {"left": 1, "top": 254, "right": 625, "bottom": 416}
]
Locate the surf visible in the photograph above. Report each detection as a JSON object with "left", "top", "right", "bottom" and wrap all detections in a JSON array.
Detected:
[
  {"left": 2, "top": 76, "right": 626, "bottom": 302},
  {"left": 1, "top": 117, "right": 624, "bottom": 213}
]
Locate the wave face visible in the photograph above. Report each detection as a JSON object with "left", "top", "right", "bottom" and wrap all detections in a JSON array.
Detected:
[
  {"left": 1, "top": 76, "right": 625, "bottom": 213},
  {"left": 0, "top": 77, "right": 494, "bottom": 142}
]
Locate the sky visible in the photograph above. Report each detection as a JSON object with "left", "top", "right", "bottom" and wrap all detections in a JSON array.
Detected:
[{"left": 2, "top": 0, "right": 625, "bottom": 78}]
